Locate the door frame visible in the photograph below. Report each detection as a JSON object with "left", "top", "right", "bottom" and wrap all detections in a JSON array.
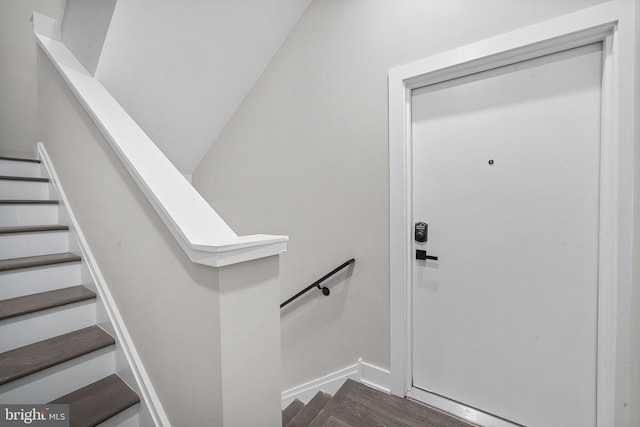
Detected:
[{"left": 388, "top": 2, "right": 636, "bottom": 426}]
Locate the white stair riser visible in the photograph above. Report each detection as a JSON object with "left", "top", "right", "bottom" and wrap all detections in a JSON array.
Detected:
[
  {"left": 0, "top": 161, "right": 42, "bottom": 178},
  {"left": 0, "top": 150, "right": 142, "bottom": 426},
  {"left": 0, "top": 264, "right": 81, "bottom": 299},
  {"left": 0, "top": 180, "right": 50, "bottom": 200},
  {"left": 0, "top": 231, "right": 69, "bottom": 259},
  {"left": 97, "top": 404, "right": 140, "bottom": 427},
  {"left": 0, "top": 205, "right": 59, "bottom": 227},
  {"left": 0, "top": 301, "right": 96, "bottom": 352},
  {"left": 0, "top": 347, "right": 115, "bottom": 404}
]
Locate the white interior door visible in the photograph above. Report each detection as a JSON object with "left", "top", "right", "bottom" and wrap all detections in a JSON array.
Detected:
[{"left": 411, "top": 43, "right": 602, "bottom": 427}]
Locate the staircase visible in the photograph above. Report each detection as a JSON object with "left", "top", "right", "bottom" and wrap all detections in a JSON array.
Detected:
[
  {"left": 0, "top": 156, "right": 141, "bottom": 426},
  {"left": 282, "top": 379, "right": 478, "bottom": 427}
]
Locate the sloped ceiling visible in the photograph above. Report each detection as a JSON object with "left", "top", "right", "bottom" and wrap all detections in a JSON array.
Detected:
[
  {"left": 60, "top": 0, "right": 117, "bottom": 75},
  {"left": 91, "top": 0, "right": 312, "bottom": 174}
]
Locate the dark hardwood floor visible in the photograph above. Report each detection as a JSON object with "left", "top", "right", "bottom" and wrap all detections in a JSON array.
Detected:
[{"left": 283, "top": 379, "right": 478, "bottom": 427}]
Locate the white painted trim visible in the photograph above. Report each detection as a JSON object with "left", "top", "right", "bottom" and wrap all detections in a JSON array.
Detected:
[
  {"left": 37, "top": 142, "right": 171, "bottom": 427},
  {"left": 280, "top": 359, "right": 390, "bottom": 409},
  {"left": 32, "top": 12, "right": 288, "bottom": 268},
  {"left": 359, "top": 359, "right": 391, "bottom": 394},
  {"left": 281, "top": 363, "right": 360, "bottom": 409},
  {"left": 388, "top": 2, "right": 635, "bottom": 427},
  {"left": 598, "top": 33, "right": 618, "bottom": 427}
]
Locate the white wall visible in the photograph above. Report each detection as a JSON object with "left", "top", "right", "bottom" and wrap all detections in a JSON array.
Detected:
[
  {"left": 192, "top": 0, "right": 612, "bottom": 391},
  {"left": 0, "top": 0, "right": 60, "bottom": 157},
  {"left": 94, "top": 0, "right": 312, "bottom": 174},
  {"left": 37, "top": 47, "right": 224, "bottom": 426},
  {"left": 631, "top": 2, "right": 640, "bottom": 426},
  {"left": 60, "top": 0, "right": 117, "bottom": 75}
]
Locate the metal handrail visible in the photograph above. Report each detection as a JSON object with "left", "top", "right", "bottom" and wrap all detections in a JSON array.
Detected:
[{"left": 280, "top": 258, "right": 355, "bottom": 308}]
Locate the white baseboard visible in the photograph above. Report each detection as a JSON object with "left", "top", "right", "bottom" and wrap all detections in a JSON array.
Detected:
[
  {"left": 37, "top": 142, "right": 170, "bottom": 427},
  {"left": 359, "top": 360, "right": 391, "bottom": 393},
  {"left": 281, "top": 359, "right": 391, "bottom": 409}
]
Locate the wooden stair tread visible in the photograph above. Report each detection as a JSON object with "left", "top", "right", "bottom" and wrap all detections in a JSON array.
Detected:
[
  {"left": 322, "top": 416, "right": 351, "bottom": 427},
  {"left": 0, "top": 199, "right": 58, "bottom": 205},
  {"left": 0, "top": 224, "right": 69, "bottom": 234},
  {"left": 0, "top": 326, "right": 115, "bottom": 385},
  {"left": 308, "top": 380, "right": 358, "bottom": 427},
  {"left": 0, "top": 175, "right": 49, "bottom": 182},
  {"left": 0, "top": 252, "right": 81, "bottom": 272},
  {"left": 282, "top": 399, "right": 305, "bottom": 427},
  {"left": 50, "top": 374, "right": 140, "bottom": 427},
  {"left": 288, "top": 391, "right": 332, "bottom": 427},
  {"left": 0, "top": 156, "right": 40, "bottom": 164},
  {"left": 310, "top": 379, "right": 478, "bottom": 427},
  {"left": 0, "top": 285, "right": 96, "bottom": 320}
]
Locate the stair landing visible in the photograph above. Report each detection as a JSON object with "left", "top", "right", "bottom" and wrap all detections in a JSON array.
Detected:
[{"left": 283, "top": 379, "right": 478, "bottom": 427}]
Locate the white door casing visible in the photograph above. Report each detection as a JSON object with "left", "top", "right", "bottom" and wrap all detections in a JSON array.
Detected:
[
  {"left": 411, "top": 43, "right": 602, "bottom": 427},
  {"left": 388, "top": 2, "right": 635, "bottom": 426}
]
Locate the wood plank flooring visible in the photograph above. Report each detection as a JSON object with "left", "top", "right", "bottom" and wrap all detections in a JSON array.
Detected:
[
  {"left": 0, "top": 252, "right": 81, "bottom": 271},
  {"left": 0, "top": 175, "right": 49, "bottom": 182},
  {"left": 284, "top": 379, "right": 478, "bottom": 427},
  {"left": 0, "top": 326, "right": 115, "bottom": 385},
  {"left": 289, "top": 391, "right": 332, "bottom": 427},
  {"left": 283, "top": 399, "right": 305, "bottom": 426},
  {"left": 0, "top": 156, "right": 40, "bottom": 163},
  {"left": 0, "top": 155, "right": 140, "bottom": 425},
  {"left": 50, "top": 374, "right": 140, "bottom": 427},
  {"left": 0, "top": 285, "right": 96, "bottom": 320},
  {"left": 0, "top": 225, "right": 69, "bottom": 234},
  {"left": 0, "top": 200, "right": 58, "bottom": 204}
]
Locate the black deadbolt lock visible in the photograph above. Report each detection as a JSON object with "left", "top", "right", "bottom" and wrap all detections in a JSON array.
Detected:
[{"left": 415, "top": 222, "right": 427, "bottom": 242}]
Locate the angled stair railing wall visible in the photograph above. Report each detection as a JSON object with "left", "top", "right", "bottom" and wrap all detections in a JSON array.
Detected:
[
  {"left": 32, "top": 12, "right": 288, "bottom": 268},
  {"left": 31, "top": 10, "right": 287, "bottom": 427}
]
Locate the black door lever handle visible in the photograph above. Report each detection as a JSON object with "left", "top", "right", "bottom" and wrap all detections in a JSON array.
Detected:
[{"left": 416, "top": 250, "right": 438, "bottom": 261}]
